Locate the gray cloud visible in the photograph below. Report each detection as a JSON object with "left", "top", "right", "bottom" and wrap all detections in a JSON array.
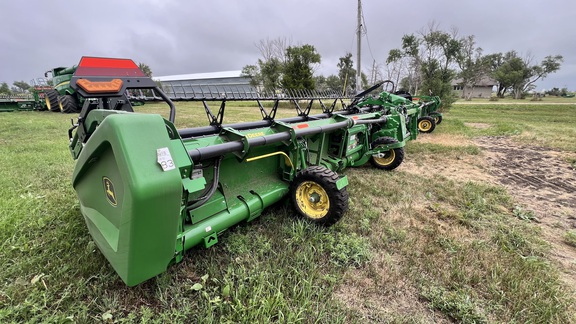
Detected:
[{"left": 1, "top": 0, "right": 573, "bottom": 91}]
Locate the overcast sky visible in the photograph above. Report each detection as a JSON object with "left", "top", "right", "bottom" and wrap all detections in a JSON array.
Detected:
[{"left": 1, "top": 0, "right": 574, "bottom": 91}]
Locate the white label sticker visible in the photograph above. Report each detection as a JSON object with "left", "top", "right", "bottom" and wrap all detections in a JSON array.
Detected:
[
  {"left": 157, "top": 147, "right": 176, "bottom": 171},
  {"left": 205, "top": 226, "right": 212, "bottom": 232}
]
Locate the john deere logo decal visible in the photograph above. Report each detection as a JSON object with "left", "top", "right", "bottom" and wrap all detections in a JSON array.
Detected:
[{"left": 103, "top": 177, "right": 117, "bottom": 206}]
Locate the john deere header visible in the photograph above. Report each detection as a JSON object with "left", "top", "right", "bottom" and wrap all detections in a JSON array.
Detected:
[{"left": 68, "top": 56, "right": 428, "bottom": 285}]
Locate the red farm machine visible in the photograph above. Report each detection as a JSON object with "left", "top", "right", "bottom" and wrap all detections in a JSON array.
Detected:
[{"left": 67, "top": 57, "right": 437, "bottom": 285}]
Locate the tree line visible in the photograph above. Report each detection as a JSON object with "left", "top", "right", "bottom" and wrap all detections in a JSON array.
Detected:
[
  {"left": 242, "top": 23, "right": 563, "bottom": 105},
  {"left": 0, "top": 81, "right": 33, "bottom": 95},
  {"left": 241, "top": 37, "right": 366, "bottom": 96}
]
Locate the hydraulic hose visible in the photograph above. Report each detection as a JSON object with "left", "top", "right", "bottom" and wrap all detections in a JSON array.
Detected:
[{"left": 186, "top": 157, "right": 222, "bottom": 211}]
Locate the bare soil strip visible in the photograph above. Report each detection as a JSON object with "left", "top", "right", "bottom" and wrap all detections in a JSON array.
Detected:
[
  {"left": 406, "top": 135, "right": 576, "bottom": 285},
  {"left": 475, "top": 136, "right": 576, "bottom": 285}
]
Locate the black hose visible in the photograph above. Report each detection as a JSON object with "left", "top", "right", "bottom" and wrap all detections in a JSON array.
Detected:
[{"left": 186, "top": 157, "right": 222, "bottom": 211}]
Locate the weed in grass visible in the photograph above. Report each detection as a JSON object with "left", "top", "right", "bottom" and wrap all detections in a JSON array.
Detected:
[
  {"left": 422, "top": 285, "right": 488, "bottom": 323},
  {"left": 325, "top": 232, "right": 372, "bottom": 268},
  {"left": 566, "top": 157, "right": 576, "bottom": 170},
  {"left": 564, "top": 231, "right": 576, "bottom": 248},
  {"left": 512, "top": 205, "right": 537, "bottom": 221},
  {"left": 380, "top": 223, "right": 408, "bottom": 247},
  {"left": 492, "top": 224, "right": 547, "bottom": 257}
]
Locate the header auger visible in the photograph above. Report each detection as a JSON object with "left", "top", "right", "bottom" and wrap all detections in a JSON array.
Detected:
[{"left": 68, "top": 57, "right": 433, "bottom": 285}]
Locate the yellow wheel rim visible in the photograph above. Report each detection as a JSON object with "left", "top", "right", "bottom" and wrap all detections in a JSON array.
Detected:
[
  {"left": 373, "top": 148, "right": 395, "bottom": 166},
  {"left": 45, "top": 97, "right": 51, "bottom": 110},
  {"left": 419, "top": 119, "right": 432, "bottom": 131},
  {"left": 434, "top": 116, "right": 440, "bottom": 124},
  {"left": 295, "top": 181, "right": 329, "bottom": 219}
]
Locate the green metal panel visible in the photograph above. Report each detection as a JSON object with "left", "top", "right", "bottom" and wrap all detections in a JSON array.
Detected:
[
  {"left": 182, "top": 146, "right": 291, "bottom": 249},
  {"left": 72, "top": 113, "right": 184, "bottom": 286}
]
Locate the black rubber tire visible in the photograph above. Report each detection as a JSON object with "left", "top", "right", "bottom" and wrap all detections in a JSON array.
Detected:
[
  {"left": 45, "top": 90, "right": 60, "bottom": 112},
  {"left": 59, "top": 94, "right": 78, "bottom": 113},
  {"left": 433, "top": 114, "right": 443, "bottom": 125},
  {"left": 418, "top": 116, "right": 436, "bottom": 133},
  {"left": 370, "top": 137, "right": 405, "bottom": 171},
  {"left": 290, "top": 166, "right": 348, "bottom": 226}
]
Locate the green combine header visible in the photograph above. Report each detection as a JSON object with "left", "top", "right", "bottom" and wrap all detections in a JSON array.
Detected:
[
  {"left": 354, "top": 84, "right": 442, "bottom": 133},
  {"left": 68, "top": 57, "right": 434, "bottom": 285}
]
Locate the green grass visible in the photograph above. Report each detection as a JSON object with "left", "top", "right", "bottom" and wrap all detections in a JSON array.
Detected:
[
  {"left": 565, "top": 231, "right": 576, "bottom": 248},
  {"left": 0, "top": 103, "right": 574, "bottom": 322},
  {"left": 454, "top": 95, "right": 576, "bottom": 104},
  {"left": 446, "top": 103, "right": 576, "bottom": 151}
]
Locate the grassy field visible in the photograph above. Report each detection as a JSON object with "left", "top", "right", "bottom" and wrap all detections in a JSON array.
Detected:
[
  {"left": 0, "top": 101, "right": 575, "bottom": 322},
  {"left": 455, "top": 95, "right": 576, "bottom": 104}
]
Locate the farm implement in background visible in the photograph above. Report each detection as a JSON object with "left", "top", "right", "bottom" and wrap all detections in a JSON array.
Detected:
[
  {"left": 0, "top": 81, "right": 52, "bottom": 112},
  {"left": 0, "top": 94, "right": 35, "bottom": 112},
  {"left": 67, "top": 56, "right": 426, "bottom": 285},
  {"left": 355, "top": 83, "right": 443, "bottom": 133},
  {"left": 130, "top": 78, "right": 442, "bottom": 134},
  {"left": 412, "top": 95, "right": 443, "bottom": 133}
]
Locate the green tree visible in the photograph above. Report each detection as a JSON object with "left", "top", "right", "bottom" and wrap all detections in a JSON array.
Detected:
[
  {"left": 313, "top": 75, "right": 327, "bottom": 91},
  {"left": 387, "top": 23, "right": 463, "bottom": 106},
  {"left": 241, "top": 64, "right": 261, "bottom": 88},
  {"left": 138, "top": 63, "right": 153, "bottom": 77},
  {"left": 337, "top": 53, "right": 356, "bottom": 95},
  {"left": 546, "top": 87, "right": 561, "bottom": 96},
  {"left": 492, "top": 55, "right": 530, "bottom": 99},
  {"left": 241, "top": 58, "right": 283, "bottom": 93},
  {"left": 260, "top": 58, "right": 283, "bottom": 92},
  {"left": 242, "top": 37, "right": 289, "bottom": 93},
  {"left": 490, "top": 52, "right": 563, "bottom": 99},
  {"left": 387, "top": 39, "right": 421, "bottom": 94},
  {"left": 521, "top": 55, "right": 563, "bottom": 97},
  {"left": 12, "top": 81, "right": 31, "bottom": 93},
  {"left": 0, "top": 82, "right": 11, "bottom": 94},
  {"left": 326, "top": 75, "right": 341, "bottom": 93},
  {"left": 456, "top": 36, "right": 488, "bottom": 100},
  {"left": 281, "top": 44, "right": 321, "bottom": 91},
  {"left": 483, "top": 52, "right": 509, "bottom": 97}
]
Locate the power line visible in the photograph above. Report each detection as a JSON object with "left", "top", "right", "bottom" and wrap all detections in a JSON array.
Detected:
[{"left": 360, "top": 5, "right": 377, "bottom": 64}]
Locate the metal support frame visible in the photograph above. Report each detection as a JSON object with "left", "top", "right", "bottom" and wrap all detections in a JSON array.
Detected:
[
  {"left": 257, "top": 100, "right": 279, "bottom": 121},
  {"left": 202, "top": 100, "right": 226, "bottom": 126}
]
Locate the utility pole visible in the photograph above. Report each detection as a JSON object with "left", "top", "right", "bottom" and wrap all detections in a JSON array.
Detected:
[
  {"left": 371, "top": 60, "right": 376, "bottom": 84},
  {"left": 356, "top": 0, "right": 362, "bottom": 92}
]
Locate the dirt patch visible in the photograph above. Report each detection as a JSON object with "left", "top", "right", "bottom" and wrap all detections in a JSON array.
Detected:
[
  {"left": 475, "top": 136, "right": 576, "bottom": 283},
  {"left": 475, "top": 136, "right": 576, "bottom": 212},
  {"left": 406, "top": 136, "right": 576, "bottom": 284},
  {"left": 415, "top": 133, "right": 471, "bottom": 147},
  {"left": 333, "top": 251, "right": 450, "bottom": 322},
  {"left": 405, "top": 133, "right": 495, "bottom": 184}
]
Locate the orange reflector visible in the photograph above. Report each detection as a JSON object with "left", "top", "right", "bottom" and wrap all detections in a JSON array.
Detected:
[
  {"left": 77, "top": 79, "right": 123, "bottom": 94},
  {"left": 295, "top": 124, "right": 309, "bottom": 129},
  {"left": 352, "top": 116, "right": 359, "bottom": 120}
]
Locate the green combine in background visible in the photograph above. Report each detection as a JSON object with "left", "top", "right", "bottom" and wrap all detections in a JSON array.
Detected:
[{"left": 44, "top": 65, "right": 80, "bottom": 113}]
